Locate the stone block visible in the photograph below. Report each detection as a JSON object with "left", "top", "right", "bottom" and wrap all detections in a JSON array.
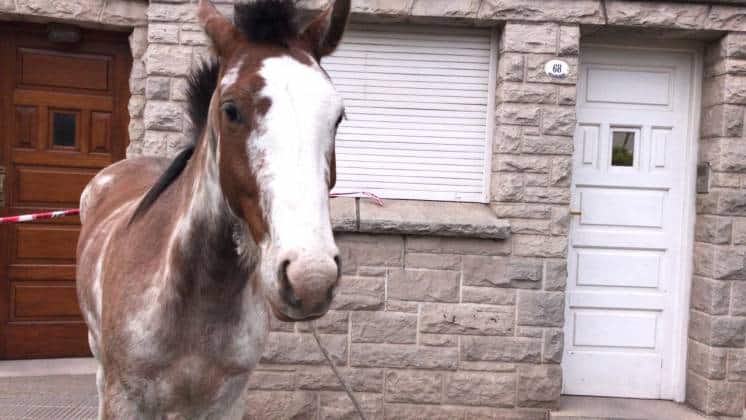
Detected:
[
  {"left": 330, "top": 197, "right": 357, "bottom": 232},
  {"left": 0, "top": 0, "right": 14, "bottom": 12},
  {"left": 180, "top": 24, "right": 209, "bottom": 46},
  {"left": 351, "top": 0, "right": 414, "bottom": 17},
  {"left": 147, "top": 3, "right": 197, "bottom": 23},
  {"left": 462, "top": 286, "right": 516, "bottom": 305},
  {"left": 243, "top": 391, "right": 317, "bottom": 420},
  {"left": 129, "top": 27, "right": 147, "bottom": 60},
  {"left": 15, "top": 0, "right": 102, "bottom": 22},
  {"left": 296, "top": 367, "right": 383, "bottom": 392},
  {"left": 499, "top": 82, "right": 557, "bottom": 104},
  {"left": 542, "top": 107, "right": 577, "bottom": 136},
  {"left": 297, "top": 311, "right": 349, "bottom": 334},
  {"left": 558, "top": 25, "right": 580, "bottom": 56},
  {"left": 521, "top": 135, "right": 574, "bottom": 155},
  {"left": 606, "top": 1, "right": 708, "bottom": 29},
  {"left": 406, "top": 236, "right": 511, "bottom": 256},
  {"left": 499, "top": 103, "right": 541, "bottom": 126},
  {"left": 732, "top": 218, "right": 746, "bottom": 245},
  {"left": 492, "top": 172, "right": 525, "bottom": 202},
  {"left": 101, "top": 0, "right": 147, "bottom": 26},
  {"left": 701, "top": 104, "right": 744, "bottom": 138},
  {"left": 405, "top": 253, "right": 461, "bottom": 270},
  {"left": 336, "top": 233, "right": 403, "bottom": 272},
  {"left": 544, "top": 260, "right": 567, "bottom": 291},
  {"left": 261, "top": 332, "right": 347, "bottom": 365},
  {"left": 420, "top": 334, "right": 458, "bottom": 347},
  {"left": 513, "top": 235, "right": 567, "bottom": 258},
  {"left": 690, "top": 311, "right": 746, "bottom": 347},
  {"left": 444, "top": 371, "right": 515, "bottom": 407},
  {"left": 517, "top": 365, "right": 562, "bottom": 408},
  {"left": 387, "top": 269, "right": 460, "bottom": 303},
  {"left": 496, "top": 155, "right": 550, "bottom": 173},
  {"left": 507, "top": 259, "right": 543, "bottom": 288},
  {"left": 462, "top": 255, "right": 508, "bottom": 287},
  {"left": 383, "top": 404, "right": 466, "bottom": 420},
  {"left": 550, "top": 207, "right": 570, "bottom": 236},
  {"left": 358, "top": 200, "right": 510, "bottom": 239},
  {"left": 687, "top": 339, "right": 726, "bottom": 380},
  {"left": 331, "top": 276, "right": 385, "bottom": 311},
  {"left": 695, "top": 215, "right": 732, "bottom": 245},
  {"left": 479, "top": 0, "right": 603, "bottom": 24},
  {"left": 727, "top": 350, "right": 746, "bottom": 381},
  {"left": 498, "top": 53, "right": 525, "bottom": 83},
  {"left": 145, "top": 44, "right": 193, "bottom": 76},
  {"left": 410, "top": 0, "right": 480, "bottom": 19},
  {"left": 690, "top": 276, "right": 730, "bottom": 316},
  {"left": 543, "top": 328, "right": 564, "bottom": 364},
  {"left": 350, "top": 343, "right": 459, "bottom": 370},
  {"left": 385, "top": 300, "right": 418, "bottom": 313},
  {"left": 501, "top": 22, "right": 558, "bottom": 54},
  {"left": 384, "top": 370, "right": 442, "bottom": 404},
  {"left": 144, "top": 101, "right": 183, "bottom": 131},
  {"left": 686, "top": 372, "right": 745, "bottom": 417},
  {"left": 523, "top": 187, "right": 571, "bottom": 205},
  {"left": 246, "top": 370, "right": 296, "bottom": 390},
  {"left": 491, "top": 203, "right": 552, "bottom": 220},
  {"left": 148, "top": 23, "right": 179, "bottom": 44},
  {"left": 351, "top": 311, "right": 417, "bottom": 344},
  {"left": 549, "top": 157, "right": 572, "bottom": 187},
  {"left": 420, "top": 303, "right": 514, "bottom": 336},
  {"left": 706, "top": 5, "right": 746, "bottom": 32},
  {"left": 461, "top": 336, "right": 542, "bottom": 363},
  {"left": 129, "top": 60, "right": 146, "bottom": 95},
  {"left": 731, "top": 281, "right": 746, "bottom": 316},
  {"left": 146, "top": 77, "right": 170, "bottom": 100},
  {"left": 517, "top": 291, "right": 564, "bottom": 327},
  {"left": 558, "top": 86, "right": 577, "bottom": 106},
  {"left": 319, "top": 392, "right": 383, "bottom": 420},
  {"left": 510, "top": 219, "right": 551, "bottom": 236}
]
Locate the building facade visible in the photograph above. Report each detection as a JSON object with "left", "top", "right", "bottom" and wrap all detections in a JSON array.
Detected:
[{"left": 1, "top": 0, "right": 746, "bottom": 418}]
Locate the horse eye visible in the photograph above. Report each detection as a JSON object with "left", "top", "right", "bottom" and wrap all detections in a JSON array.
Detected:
[{"left": 222, "top": 103, "right": 241, "bottom": 124}]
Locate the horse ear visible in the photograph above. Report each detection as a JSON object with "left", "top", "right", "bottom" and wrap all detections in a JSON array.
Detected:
[
  {"left": 198, "top": 0, "right": 241, "bottom": 58},
  {"left": 301, "top": 0, "right": 351, "bottom": 58}
]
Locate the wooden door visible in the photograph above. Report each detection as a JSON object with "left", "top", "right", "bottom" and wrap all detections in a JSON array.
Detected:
[
  {"left": 563, "top": 47, "right": 696, "bottom": 399},
  {"left": 0, "top": 23, "right": 131, "bottom": 359}
]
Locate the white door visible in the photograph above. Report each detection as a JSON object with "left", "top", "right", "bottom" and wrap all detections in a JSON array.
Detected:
[{"left": 563, "top": 47, "right": 697, "bottom": 399}]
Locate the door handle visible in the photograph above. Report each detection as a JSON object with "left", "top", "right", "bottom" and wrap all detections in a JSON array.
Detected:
[{"left": 570, "top": 209, "right": 582, "bottom": 217}]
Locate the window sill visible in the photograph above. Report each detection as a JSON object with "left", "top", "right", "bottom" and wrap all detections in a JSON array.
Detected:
[{"left": 330, "top": 198, "right": 511, "bottom": 240}]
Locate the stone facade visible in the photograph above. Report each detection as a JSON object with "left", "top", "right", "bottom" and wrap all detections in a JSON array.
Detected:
[
  {"left": 689, "top": 32, "right": 746, "bottom": 417},
  {"left": 5, "top": 0, "right": 746, "bottom": 418}
]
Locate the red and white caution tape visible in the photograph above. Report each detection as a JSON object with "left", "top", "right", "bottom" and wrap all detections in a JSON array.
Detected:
[
  {"left": 0, "top": 208, "right": 80, "bottom": 225},
  {"left": 0, "top": 193, "right": 383, "bottom": 225}
]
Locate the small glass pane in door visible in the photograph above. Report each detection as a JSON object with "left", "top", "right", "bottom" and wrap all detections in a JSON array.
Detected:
[
  {"left": 52, "top": 113, "right": 76, "bottom": 147},
  {"left": 611, "top": 131, "right": 635, "bottom": 167}
]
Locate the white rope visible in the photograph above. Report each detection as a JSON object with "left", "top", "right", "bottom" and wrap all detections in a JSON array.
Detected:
[{"left": 310, "top": 323, "right": 368, "bottom": 420}]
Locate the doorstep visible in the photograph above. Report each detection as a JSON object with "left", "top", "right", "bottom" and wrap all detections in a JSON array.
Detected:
[
  {"left": 551, "top": 396, "right": 709, "bottom": 420},
  {"left": 0, "top": 358, "right": 97, "bottom": 378}
]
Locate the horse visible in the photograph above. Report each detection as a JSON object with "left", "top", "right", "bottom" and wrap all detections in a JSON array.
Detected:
[{"left": 75, "top": 0, "right": 350, "bottom": 417}]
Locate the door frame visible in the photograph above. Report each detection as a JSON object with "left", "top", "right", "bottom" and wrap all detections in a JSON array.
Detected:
[{"left": 565, "top": 40, "right": 703, "bottom": 402}]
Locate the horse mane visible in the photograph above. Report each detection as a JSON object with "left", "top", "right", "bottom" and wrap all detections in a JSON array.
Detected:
[{"left": 130, "top": 0, "right": 300, "bottom": 224}]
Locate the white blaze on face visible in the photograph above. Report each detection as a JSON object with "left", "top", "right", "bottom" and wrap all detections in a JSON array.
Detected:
[{"left": 251, "top": 55, "right": 342, "bottom": 283}]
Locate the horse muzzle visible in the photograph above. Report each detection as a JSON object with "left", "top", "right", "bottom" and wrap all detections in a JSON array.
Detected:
[{"left": 271, "top": 252, "right": 340, "bottom": 322}]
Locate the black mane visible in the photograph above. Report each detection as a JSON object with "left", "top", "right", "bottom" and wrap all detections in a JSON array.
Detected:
[
  {"left": 234, "top": 0, "right": 299, "bottom": 45},
  {"left": 130, "top": 1, "right": 299, "bottom": 224}
]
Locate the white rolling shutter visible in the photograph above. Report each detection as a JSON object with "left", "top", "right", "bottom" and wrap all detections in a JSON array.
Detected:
[{"left": 326, "top": 24, "right": 497, "bottom": 203}]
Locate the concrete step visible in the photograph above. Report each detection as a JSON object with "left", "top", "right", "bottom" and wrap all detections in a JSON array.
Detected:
[{"left": 550, "top": 396, "right": 709, "bottom": 420}]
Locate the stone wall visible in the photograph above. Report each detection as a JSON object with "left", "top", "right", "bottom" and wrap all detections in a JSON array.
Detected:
[
  {"left": 6, "top": 0, "right": 746, "bottom": 417},
  {"left": 688, "top": 32, "right": 746, "bottom": 417}
]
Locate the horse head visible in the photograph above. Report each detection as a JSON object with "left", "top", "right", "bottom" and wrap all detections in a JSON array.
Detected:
[{"left": 198, "top": 0, "right": 350, "bottom": 321}]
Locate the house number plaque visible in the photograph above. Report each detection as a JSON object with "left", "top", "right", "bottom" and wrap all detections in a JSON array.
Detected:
[{"left": 544, "top": 59, "right": 569, "bottom": 79}]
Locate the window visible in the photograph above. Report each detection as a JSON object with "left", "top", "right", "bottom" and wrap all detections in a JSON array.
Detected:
[
  {"left": 52, "top": 112, "right": 77, "bottom": 148},
  {"left": 326, "top": 25, "right": 498, "bottom": 203},
  {"left": 611, "top": 129, "right": 638, "bottom": 168}
]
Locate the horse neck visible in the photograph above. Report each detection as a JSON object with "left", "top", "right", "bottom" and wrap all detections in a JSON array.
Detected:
[{"left": 166, "top": 130, "right": 259, "bottom": 300}]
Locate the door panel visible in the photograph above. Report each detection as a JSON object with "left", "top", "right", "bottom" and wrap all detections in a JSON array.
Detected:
[
  {"left": 0, "top": 23, "right": 130, "bottom": 359},
  {"left": 563, "top": 47, "right": 695, "bottom": 399}
]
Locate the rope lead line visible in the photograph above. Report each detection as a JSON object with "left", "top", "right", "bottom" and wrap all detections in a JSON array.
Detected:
[{"left": 310, "top": 323, "right": 368, "bottom": 420}]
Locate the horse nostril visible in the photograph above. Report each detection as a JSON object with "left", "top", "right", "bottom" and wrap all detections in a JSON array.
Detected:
[
  {"left": 278, "top": 260, "right": 302, "bottom": 309},
  {"left": 334, "top": 255, "right": 342, "bottom": 279}
]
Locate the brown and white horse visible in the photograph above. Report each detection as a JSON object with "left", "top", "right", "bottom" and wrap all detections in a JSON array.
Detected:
[{"left": 76, "top": 0, "right": 349, "bottom": 417}]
